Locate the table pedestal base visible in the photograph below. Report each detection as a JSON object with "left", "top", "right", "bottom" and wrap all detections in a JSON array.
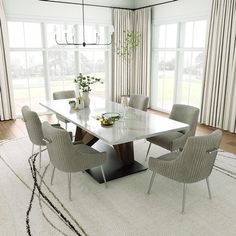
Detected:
[{"left": 86, "top": 140, "right": 147, "bottom": 183}]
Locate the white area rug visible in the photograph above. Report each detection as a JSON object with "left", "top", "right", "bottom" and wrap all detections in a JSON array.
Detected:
[{"left": 0, "top": 137, "right": 236, "bottom": 236}]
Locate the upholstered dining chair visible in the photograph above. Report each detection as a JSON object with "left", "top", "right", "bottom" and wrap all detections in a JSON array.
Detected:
[
  {"left": 147, "top": 130, "right": 222, "bottom": 213},
  {"left": 128, "top": 94, "right": 149, "bottom": 111},
  {"left": 146, "top": 104, "right": 199, "bottom": 161},
  {"left": 42, "top": 121, "right": 107, "bottom": 200},
  {"left": 21, "top": 106, "right": 46, "bottom": 168},
  {"left": 53, "top": 90, "right": 76, "bottom": 130}
]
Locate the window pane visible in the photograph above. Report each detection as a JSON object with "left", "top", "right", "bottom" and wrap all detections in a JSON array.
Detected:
[
  {"left": 178, "top": 51, "right": 204, "bottom": 107},
  {"left": 24, "top": 23, "right": 42, "bottom": 48},
  {"left": 158, "top": 24, "right": 177, "bottom": 48},
  {"left": 48, "top": 51, "right": 75, "bottom": 96},
  {"left": 156, "top": 51, "right": 176, "bottom": 110},
  {"left": 8, "top": 22, "right": 25, "bottom": 48},
  {"left": 79, "top": 50, "right": 106, "bottom": 98},
  {"left": 166, "top": 24, "right": 177, "bottom": 48},
  {"left": 10, "top": 51, "right": 45, "bottom": 114},
  {"left": 184, "top": 22, "right": 194, "bottom": 48},
  {"left": 184, "top": 20, "right": 207, "bottom": 48},
  {"left": 193, "top": 21, "right": 207, "bottom": 48}
]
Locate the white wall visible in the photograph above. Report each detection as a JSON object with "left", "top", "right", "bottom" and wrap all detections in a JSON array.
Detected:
[{"left": 151, "top": 0, "right": 212, "bottom": 24}]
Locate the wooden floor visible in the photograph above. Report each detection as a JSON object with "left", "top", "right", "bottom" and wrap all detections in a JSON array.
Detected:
[{"left": 0, "top": 112, "right": 235, "bottom": 153}]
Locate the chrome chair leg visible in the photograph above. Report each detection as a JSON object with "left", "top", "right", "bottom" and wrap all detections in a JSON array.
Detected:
[
  {"left": 147, "top": 172, "right": 156, "bottom": 194},
  {"left": 31, "top": 144, "right": 34, "bottom": 156},
  {"left": 65, "top": 122, "right": 68, "bottom": 130},
  {"left": 51, "top": 167, "right": 55, "bottom": 185},
  {"left": 39, "top": 145, "right": 42, "bottom": 168},
  {"left": 145, "top": 143, "right": 151, "bottom": 161},
  {"left": 206, "top": 177, "right": 212, "bottom": 199},
  {"left": 68, "top": 172, "right": 72, "bottom": 201},
  {"left": 182, "top": 183, "right": 186, "bottom": 214},
  {"left": 101, "top": 166, "right": 107, "bottom": 188}
]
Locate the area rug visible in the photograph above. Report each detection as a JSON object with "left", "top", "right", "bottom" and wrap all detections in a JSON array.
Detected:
[{"left": 0, "top": 137, "right": 236, "bottom": 236}]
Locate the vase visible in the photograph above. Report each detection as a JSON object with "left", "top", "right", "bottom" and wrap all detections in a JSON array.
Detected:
[
  {"left": 75, "top": 83, "right": 80, "bottom": 97},
  {"left": 82, "top": 92, "right": 90, "bottom": 107}
]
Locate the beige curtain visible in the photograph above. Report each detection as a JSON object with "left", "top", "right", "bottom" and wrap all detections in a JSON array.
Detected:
[
  {"left": 133, "top": 8, "right": 151, "bottom": 96},
  {"left": 200, "top": 0, "right": 236, "bottom": 133},
  {"left": 0, "top": 0, "right": 15, "bottom": 120},
  {"left": 112, "top": 8, "right": 151, "bottom": 102},
  {"left": 112, "top": 9, "right": 134, "bottom": 102}
]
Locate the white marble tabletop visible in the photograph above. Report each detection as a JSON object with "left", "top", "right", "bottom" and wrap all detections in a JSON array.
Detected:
[{"left": 40, "top": 97, "right": 189, "bottom": 145}]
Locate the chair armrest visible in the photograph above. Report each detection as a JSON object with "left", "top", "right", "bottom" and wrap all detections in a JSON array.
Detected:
[
  {"left": 206, "top": 148, "right": 219, "bottom": 154},
  {"left": 42, "top": 138, "right": 52, "bottom": 144}
]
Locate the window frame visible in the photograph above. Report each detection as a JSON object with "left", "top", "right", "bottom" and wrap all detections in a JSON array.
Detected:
[
  {"left": 8, "top": 19, "right": 112, "bottom": 116},
  {"left": 151, "top": 16, "right": 208, "bottom": 112}
]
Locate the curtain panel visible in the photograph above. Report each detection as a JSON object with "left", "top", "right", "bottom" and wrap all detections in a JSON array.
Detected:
[
  {"left": 0, "top": 0, "right": 15, "bottom": 120},
  {"left": 200, "top": 0, "right": 236, "bottom": 133},
  {"left": 133, "top": 8, "right": 151, "bottom": 96},
  {"left": 112, "top": 8, "right": 151, "bottom": 102}
]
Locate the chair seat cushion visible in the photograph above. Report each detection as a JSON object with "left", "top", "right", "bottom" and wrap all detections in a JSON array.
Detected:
[{"left": 147, "top": 131, "right": 183, "bottom": 150}]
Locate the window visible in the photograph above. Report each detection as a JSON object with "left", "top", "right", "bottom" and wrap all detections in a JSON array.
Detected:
[
  {"left": 151, "top": 20, "right": 207, "bottom": 111},
  {"left": 8, "top": 21, "right": 111, "bottom": 116}
]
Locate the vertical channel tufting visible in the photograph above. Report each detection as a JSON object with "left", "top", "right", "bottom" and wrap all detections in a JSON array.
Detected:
[{"left": 148, "top": 130, "right": 223, "bottom": 184}]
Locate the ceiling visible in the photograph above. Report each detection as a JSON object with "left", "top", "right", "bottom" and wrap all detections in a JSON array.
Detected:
[{"left": 46, "top": 0, "right": 170, "bottom": 9}]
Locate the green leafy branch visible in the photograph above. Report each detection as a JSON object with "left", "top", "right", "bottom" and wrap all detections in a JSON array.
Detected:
[
  {"left": 74, "top": 73, "right": 103, "bottom": 92},
  {"left": 116, "top": 30, "right": 141, "bottom": 60}
]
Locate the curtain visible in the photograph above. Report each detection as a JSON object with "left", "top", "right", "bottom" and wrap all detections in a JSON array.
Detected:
[
  {"left": 200, "top": 0, "right": 236, "bottom": 133},
  {"left": 133, "top": 8, "right": 151, "bottom": 96},
  {"left": 112, "top": 8, "right": 151, "bottom": 102},
  {"left": 112, "top": 9, "right": 134, "bottom": 102},
  {"left": 0, "top": 0, "right": 15, "bottom": 120}
]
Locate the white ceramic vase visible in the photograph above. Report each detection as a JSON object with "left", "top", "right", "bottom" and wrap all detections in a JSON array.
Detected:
[
  {"left": 83, "top": 92, "right": 90, "bottom": 107},
  {"left": 75, "top": 83, "right": 80, "bottom": 97}
]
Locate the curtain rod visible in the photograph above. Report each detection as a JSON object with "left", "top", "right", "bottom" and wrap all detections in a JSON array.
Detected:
[{"left": 38, "top": 0, "right": 178, "bottom": 11}]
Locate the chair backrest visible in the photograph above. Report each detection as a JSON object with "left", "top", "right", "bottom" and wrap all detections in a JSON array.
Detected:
[
  {"left": 170, "top": 104, "right": 199, "bottom": 137},
  {"left": 129, "top": 94, "right": 149, "bottom": 111},
  {"left": 21, "top": 106, "right": 45, "bottom": 146},
  {"left": 178, "top": 130, "right": 222, "bottom": 183},
  {"left": 53, "top": 90, "right": 75, "bottom": 100},
  {"left": 42, "top": 121, "right": 75, "bottom": 172}
]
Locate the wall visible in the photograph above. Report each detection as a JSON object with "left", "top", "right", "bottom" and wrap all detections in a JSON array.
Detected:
[{"left": 134, "top": 0, "right": 212, "bottom": 22}]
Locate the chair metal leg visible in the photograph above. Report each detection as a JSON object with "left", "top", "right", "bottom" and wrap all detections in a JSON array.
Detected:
[
  {"left": 206, "top": 177, "right": 212, "bottom": 199},
  {"left": 145, "top": 143, "right": 151, "bottom": 161},
  {"left": 31, "top": 144, "right": 34, "bottom": 156},
  {"left": 39, "top": 145, "right": 42, "bottom": 168},
  {"left": 101, "top": 166, "right": 107, "bottom": 188},
  {"left": 68, "top": 172, "right": 72, "bottom": 201},
  {"left": 51, "top": 167, "right": 55, "bottom": 185},
  {"left": 182, "top": 183, "right": 186, "bottom": 214},
  {"left": 147, "top": 172, "right": 156, "bottom": 194}
]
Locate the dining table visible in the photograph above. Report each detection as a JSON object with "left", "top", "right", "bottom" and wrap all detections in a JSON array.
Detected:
[{"left": 40, "top": 96, "right": 189, "bottom": 183}]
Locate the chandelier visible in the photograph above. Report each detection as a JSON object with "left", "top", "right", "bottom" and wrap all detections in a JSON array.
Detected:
[{"left": 54, "top": 0, "right": 114, "bottom": 47}]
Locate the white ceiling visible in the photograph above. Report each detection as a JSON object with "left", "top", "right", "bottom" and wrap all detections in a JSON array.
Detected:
[{"left": 52, "top": 0, "right": 168, "bottom": 9}]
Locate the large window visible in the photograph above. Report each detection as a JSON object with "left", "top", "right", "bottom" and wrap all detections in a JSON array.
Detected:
[
  {"left": 8, "top": 21, "right": 111, "bottom": 116},
  {"left": 151, "top": 20, "right": 207, "bottom": 111}
]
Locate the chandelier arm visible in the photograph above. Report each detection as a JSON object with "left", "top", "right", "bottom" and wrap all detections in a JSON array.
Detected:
[{"left": 54, "top": 0, "right": 113, "bottom": 46}]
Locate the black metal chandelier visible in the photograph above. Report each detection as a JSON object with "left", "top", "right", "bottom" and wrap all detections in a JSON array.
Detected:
[{"left": 54, "top": 0, "right": 114, "bottom": 47}]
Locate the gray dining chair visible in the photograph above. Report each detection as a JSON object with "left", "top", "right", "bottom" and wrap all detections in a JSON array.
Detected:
[
  {"left": 21, "top": 106, "right": 46, "bottom": 168},
  {"left": 53, "top": 90, "right": 76, "bottom": 130},
  {"left": 42, "top": 121, "right": 107, "bottom": 201},
  {"left": 146, "top": 104, "right": 199, "bottom": 161},
  {"left": 128, "top": 94, "right": 149, "bottom": 111},
  {"left": 147, "top": 130, "right": 222, "bottom": 213}
]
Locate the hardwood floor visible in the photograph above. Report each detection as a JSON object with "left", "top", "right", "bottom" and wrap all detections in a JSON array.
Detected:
[{"left": 0, "top": 112, "right": 235, "bottom": 153}]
